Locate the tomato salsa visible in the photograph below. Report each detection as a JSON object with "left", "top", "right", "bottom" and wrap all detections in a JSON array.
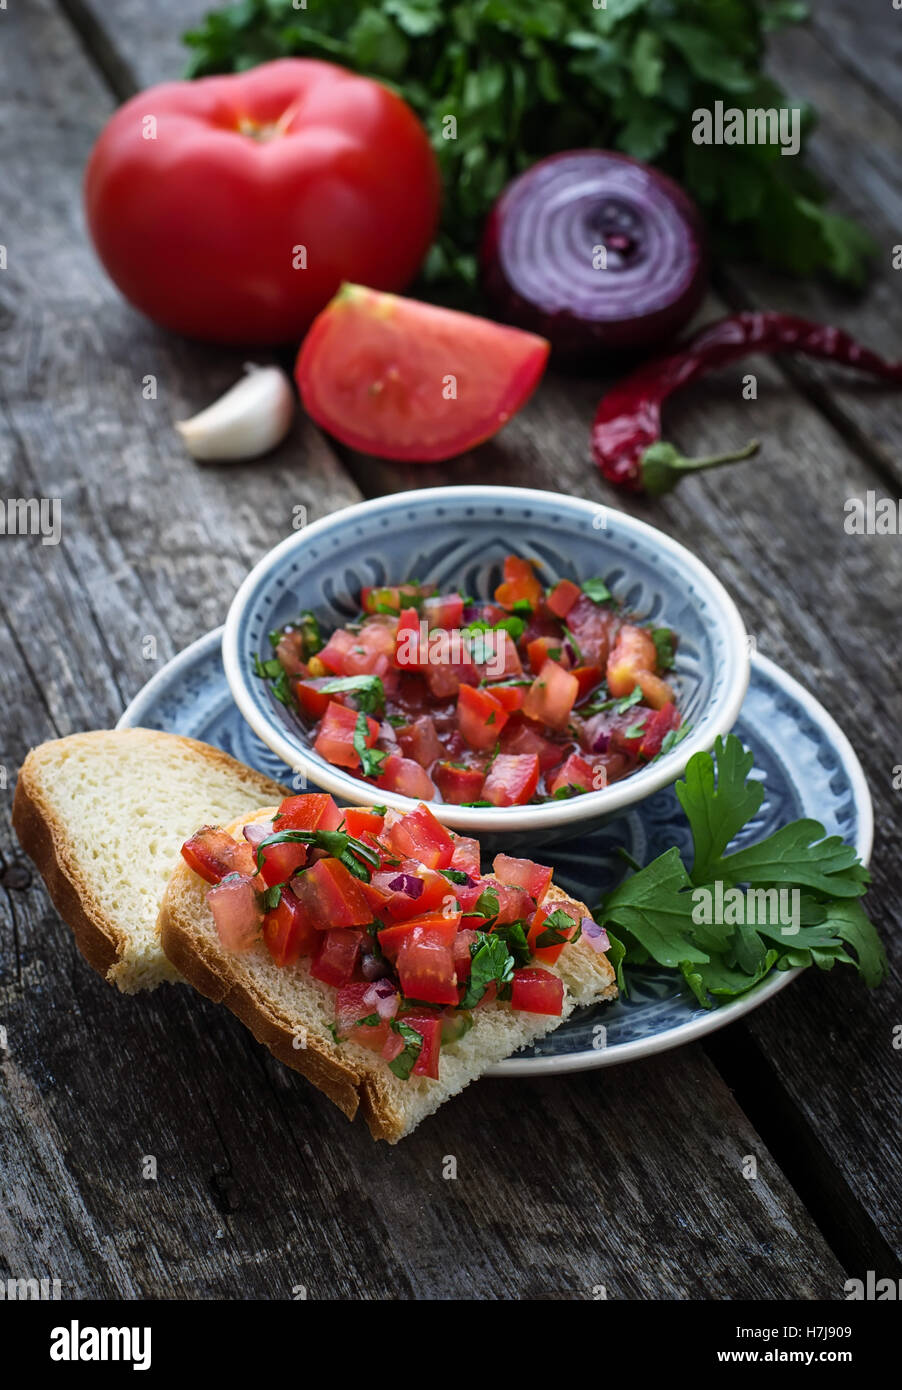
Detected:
[
  {"left": 254, "top": 556, "right": 687, "bottom": 806},
  {"left": 181, "top": 796, "right": 611, "bottom": 1080}
]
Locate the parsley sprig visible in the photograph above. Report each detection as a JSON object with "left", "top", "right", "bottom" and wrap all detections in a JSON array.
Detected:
[
  {"left": 183, "top": 0, "right": 873, "bottom": 288},
  {"left": 597, "top": 735, "right": 886, "bottom": 1008}
]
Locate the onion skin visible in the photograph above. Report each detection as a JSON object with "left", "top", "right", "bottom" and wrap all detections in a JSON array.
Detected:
[{"left": 481, "top": 150, "right": 708, "bottom": 359}]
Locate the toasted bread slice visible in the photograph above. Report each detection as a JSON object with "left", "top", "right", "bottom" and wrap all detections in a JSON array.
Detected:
[
  {"left": 13, "top": 730, "right": 287, "bottom": 992},
  {"left": 159, "top": 807, "right": 617, "bottom": 1142}
]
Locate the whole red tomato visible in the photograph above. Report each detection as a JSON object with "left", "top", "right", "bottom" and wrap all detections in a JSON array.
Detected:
[{"left": 84, "top": 59, "right": 440, "bottom": 344}]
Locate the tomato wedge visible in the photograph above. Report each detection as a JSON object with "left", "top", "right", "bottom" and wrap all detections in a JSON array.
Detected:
[{"left": 295, "top": 284, "right": 549, "bottom": 463}]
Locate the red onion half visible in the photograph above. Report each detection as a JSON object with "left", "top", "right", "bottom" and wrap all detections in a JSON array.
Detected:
[{"left": 481, "top": 150, "right": 708, "bottom": 358}]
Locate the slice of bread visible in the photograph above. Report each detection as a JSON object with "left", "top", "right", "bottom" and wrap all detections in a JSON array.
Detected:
[
  {"left": 159, "top": 807, "right": 618, "bottom": 1142},
  {"left": 12, "top": 730, "right": 287, "bottom": 992}
]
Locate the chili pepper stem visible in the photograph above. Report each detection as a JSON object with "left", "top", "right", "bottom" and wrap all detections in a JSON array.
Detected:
[{"left": 640, "top": 438, "right": 761, "bottom": 496}]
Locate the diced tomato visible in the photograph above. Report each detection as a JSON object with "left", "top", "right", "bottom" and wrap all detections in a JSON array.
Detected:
[
  {"left": 522, "top": 659, "right": 579, "bottom": 730},
  {"left": 343, "top": 807, "right": 385, "bottom": 838},
  {"left": 335, "top": 982, "right": 396, "bottom": 1052},
  {"left": 566, "top": 593, "right": 619, "bottom": 667},
  {"left": 314, "top": 701, "right": 379, "bottom": 770},
  {"left": 433, "top": 762, "right": 485, "bottom": 805},
  {"left": 510, "top": 967, "right": 564, "bottom": 1015},
  {"left": 475, "top": 629, "right": 523, "bottom": 681},
  {"left": 637, "top": 670, "right": 675, "bottom": 710},
  {"left": 423, "top": 592, "right": 464, "bottom": 629},
  {"left": 376, "top": 754, "right": 436, "bottom": 800},
  {"left": 606, "top": 622, "right": 659, "bottom": 697},
  {"left": 402, "top": 1012, "right": 443, "bottom": 1079},
  {"left": 457, "top": 683, "right": 508, "bottom": 751},
  {"left": 381, "top": 1029, "right": 406, "bottom": 1063},
  {"left": 493, "top": 853, "right": 553, "bottom": 904},
  {"left": 527, "top": 900, "right": 582, "bottom": 964},
  {"left": 181, "top": 826, "right": 255, "bottom": 884},
  {"left": 609, "top": 712, "right": 648, "bottom": 757},
  {"left": 362, "top": 583, "right": 434, "bottom": 615},
  {"left": 571, "top": 665, "right": 603, "bottom": 701},
  {"left": 262, "top": 890, "right": 319, "bottom": 967},
  {"left": 423, "top": 659, "right": 479, "bottom": 699},
  {"left": 378, "top": 908, "right": 460, "bottom": 961},
  {"left": 394, "top": 606, "right": 422, "bottom": 669},
  {"left": 292, "top": 857, "right": 373, "bottom": 928},
  {"left": 364, "top": 861, "right": 449, "bottom": 921},
  {"left": 482, "top": 753, "right": 540, "bottom": 807},
  {"left": 500, "top": 719, "right": 563, "bottom": 773},
  {"left": 452, "top": 928, "right": 478, "bottom": 981},
  {"left": 480, "top": 877, "right": 535, "bottom": 924},
  {"left": 546, "top": 578, "right": 581, "bottom": 619},
  {"left": 274, "top": 628, "right": 308, "bottom": 676},
  {"left": 258, "top": 838, "right": 308, "bottom": 888},
  {"left": 548, "top": 752, "right": 600, "bottom": 799},
  {"left": 318, "top": 627, "right": 357, "bottom": 676},
  {"left": 495, "top": 555, "right": 543, "bottom": 611},
  {"left": 276, "top": 793, "right": 343, "bottom": 832},
  {"left": 527, "top": 635, "right": 565, "bottom": 672},
  {"left": 397, "top": 714, "right": 442, "bottom": 769},
  {"left": 388, "top": 803, "right": 455, "bottom": 869},
  {"left": 639, "top": 702, "right": 681, "bottom": 759},
  {"left": 451, "top": 837, "right": 481, "bottom": 875},
  {"left": 489, "top": 684, "right": 526, "bottom": 713},
  {"left": 310, "top": 928, "right": 364, "bottom": 987},
  {"left": 292, "top": 676, "right": 338, "bottom": 719},
  {"left": 208, "top": 873, "right": 262, "bottom": 953},
  {"left": 396, "top": 927, "right": 459, "bottom": 1005}
]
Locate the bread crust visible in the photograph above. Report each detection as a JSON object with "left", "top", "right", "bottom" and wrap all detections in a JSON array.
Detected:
[
  {"left": 159, "top": 807, "right": 615, "bottom": 1142},
  {"left": 12, "top": 729, "right": 287, "bottom": 989}
]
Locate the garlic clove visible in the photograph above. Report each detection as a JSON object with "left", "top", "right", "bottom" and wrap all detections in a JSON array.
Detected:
[{"left": 175, "top": 363, "right": 295, "bottom": 461}]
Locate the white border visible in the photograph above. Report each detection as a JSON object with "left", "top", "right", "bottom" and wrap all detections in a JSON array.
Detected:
[{"left": 221, "top": 485, "right": 751, "bottom": 834}]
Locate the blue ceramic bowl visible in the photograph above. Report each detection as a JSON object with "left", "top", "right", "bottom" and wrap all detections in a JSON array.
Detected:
[{"left": 223, "top": 486, "right": 749, "bottom": 840}]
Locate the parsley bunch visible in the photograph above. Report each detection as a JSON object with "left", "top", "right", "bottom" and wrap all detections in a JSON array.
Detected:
[
  {"left": 598, "top": 735, "right": 886, "bottom": 1007},
  {"left": 183, "top": 0, "right": 872, "bottom": 286}
]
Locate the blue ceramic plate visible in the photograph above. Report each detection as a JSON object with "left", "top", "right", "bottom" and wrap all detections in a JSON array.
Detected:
[
  {"left": 119, "top": 630, "right": 872, "bottom": 1076},
  {"left": 222, "top": 486, "right": 750, "bottom": 838}
]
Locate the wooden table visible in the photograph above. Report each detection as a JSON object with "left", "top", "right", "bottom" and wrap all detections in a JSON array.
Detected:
[{"left": 1, "top": 0, "right": 899, "bottom": 1300}]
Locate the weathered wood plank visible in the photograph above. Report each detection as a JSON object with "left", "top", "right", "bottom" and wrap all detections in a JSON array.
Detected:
[
  {"left": 716, "top": 17, "right": 902, "bottom": 488},
  {"left": 0, "top": 0, "right": 855, "bottom": 1298}
]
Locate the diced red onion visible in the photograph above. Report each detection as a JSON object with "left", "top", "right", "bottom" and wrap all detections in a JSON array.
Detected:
[
  {"left": 208, "top": 875, "right": 261, "bottom": 953},
  {"left": 242, "top": 818, "right": 274, "bottom": 846},
  {"left": 388, "top": 872, "right": 424, "bottom": 899},
  {"left": 363, "top": 980, "right": 399, "bottom": 1020},
  {"left": 581, "top": 917, "right": 610, "bottom": 953}
]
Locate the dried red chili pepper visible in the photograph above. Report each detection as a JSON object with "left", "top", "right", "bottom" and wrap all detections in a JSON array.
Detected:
[{"left": 591, "top": 312, "right": 902, "bottom": 494}]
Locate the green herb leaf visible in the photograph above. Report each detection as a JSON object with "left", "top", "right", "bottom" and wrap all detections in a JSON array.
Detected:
[
  {"left": 582, "top": 577, "right": 613, "bottom": 605},
  {"left": 459, "top": 932, "right": 515, "bottom": 1008},
  {"left": 388, "top": 1019, "right": 424, "bottom": 1080},
  {"left": 353, "top": 710, "right": 388, "bottom": 778},
  {"left": 321, "top": 674, "right": 386, "bottom": 714}
]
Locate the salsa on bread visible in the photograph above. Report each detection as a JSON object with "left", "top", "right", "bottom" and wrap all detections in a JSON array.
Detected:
[
  {"left": 254, "top": 555, "right": 686, "bottom": 806},
  {"left": 181, "top": 793, "right": 612, "bottom": 1082}
]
